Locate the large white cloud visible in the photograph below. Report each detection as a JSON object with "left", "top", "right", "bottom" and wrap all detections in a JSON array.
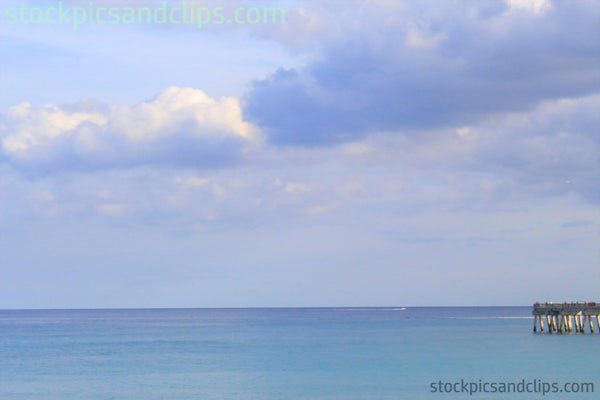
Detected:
[{"left": 1, "top": 87, "right": 260, "bottom": 172}]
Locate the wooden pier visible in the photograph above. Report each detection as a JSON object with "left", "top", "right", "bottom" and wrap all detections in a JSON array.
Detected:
[{"left": 533, "top": 302, "right": 600, "bottom": 334}]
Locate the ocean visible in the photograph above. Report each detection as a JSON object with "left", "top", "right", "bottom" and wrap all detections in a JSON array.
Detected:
[{"left": 1, "top": 307, "right": 598, "bottom": 399}]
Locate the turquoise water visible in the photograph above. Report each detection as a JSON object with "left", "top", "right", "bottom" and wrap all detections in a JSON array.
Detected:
[{"left": 1, "top": 307, "right": 598, "bottom": 399}]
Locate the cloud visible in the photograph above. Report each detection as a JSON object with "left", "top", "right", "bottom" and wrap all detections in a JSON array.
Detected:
[
  {"left": 560, "top": 220, "right": 593, "bottom": 229},
  {"left": 284, "top": 182, "right": 312, "bottom": 195},
  {"left": 173, "top": 176, "right": 210, "bottom": 189},
  {"left": 404, "top": 21, "right": 447, "bottom": 50},
  {"left": 244, "top": 1, "right": 600, "bottom": 145},
  {"left": 341, "top": 94, "right": 600, "bottom": 204},
  {"left": 96, "top": 203, "right": 127, "bottom": 216},
  {"left": 1, "top": 87, "right": 260, "bottom": 173},
  {"left": 505, "top": 0, "right": 552, "bottom": 14},
  {"left": 466, "top": 95, "right": 600, "bottom": 203}
]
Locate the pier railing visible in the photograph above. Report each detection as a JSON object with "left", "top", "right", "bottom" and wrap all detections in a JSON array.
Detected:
[{"left": 532, "top": 302, "right": 600, "bottom": 334}]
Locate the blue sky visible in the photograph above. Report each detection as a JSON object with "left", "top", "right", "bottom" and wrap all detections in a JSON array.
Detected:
[{"left": 1, "top": 0, "right": 599, "bottom": 308}]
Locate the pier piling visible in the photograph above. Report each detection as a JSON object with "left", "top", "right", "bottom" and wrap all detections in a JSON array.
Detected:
[{"left": 533, "top": 302, "right": 599, "bottom": 334}]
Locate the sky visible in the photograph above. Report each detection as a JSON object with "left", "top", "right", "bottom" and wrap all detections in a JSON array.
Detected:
[{"left": 1, "top": 0, "right": 599, "bottom": 309}]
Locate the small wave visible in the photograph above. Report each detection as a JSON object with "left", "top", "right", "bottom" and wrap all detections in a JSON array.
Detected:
[
  {"left": 441, "top": 316, "right": 531, "bottom": 320},
  {"left": 332, "top": 307, "right": 407, "bottom": 311}
]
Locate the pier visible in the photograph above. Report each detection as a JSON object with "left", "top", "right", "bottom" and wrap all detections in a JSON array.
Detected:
[{"left": 533, "top": 302, "right": 600, "bottom": 334}]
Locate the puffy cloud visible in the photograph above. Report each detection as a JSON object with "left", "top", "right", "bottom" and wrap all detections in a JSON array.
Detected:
[
  {"left": 505, "top": 0, "right": 552, "bottom": 14},
  {"left": 1, "top": 87, "right": 260, "bottom": 173},
  {"left": 2, "top": 103, "right": 108, "bottom": 153},
  {"left": 284, "top": 182, "right": 312, "bottom": 195},
  {"left": 96, "top": 203, "right": 127, "bottom": 216},
  {"left": 404, "top": 21, "right": 447, "bottom": 50},
  {"left": 173, "top": 176, "right": 210, "bottom": 189},
  {"left": 244, "top": 1, "right": 600, "bottom": 145}
]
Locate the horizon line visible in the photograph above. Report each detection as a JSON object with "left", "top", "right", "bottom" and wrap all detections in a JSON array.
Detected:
[{"left": 0, "top": 305, "right": 541, "bottom": 311}]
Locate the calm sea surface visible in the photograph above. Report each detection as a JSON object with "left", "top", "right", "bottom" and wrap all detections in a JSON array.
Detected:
[{"left": 1, "top": 307, "right": 598, "bottom": 399}]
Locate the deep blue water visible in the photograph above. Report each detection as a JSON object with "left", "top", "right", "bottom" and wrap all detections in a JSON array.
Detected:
[{"left": 1, "top": 307, "right": 598, "bottom": 399}]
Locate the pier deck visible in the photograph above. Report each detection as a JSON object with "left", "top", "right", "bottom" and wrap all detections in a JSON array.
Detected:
[{"left": 533, "top": 302, "right": 600, "bottom": 334}]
